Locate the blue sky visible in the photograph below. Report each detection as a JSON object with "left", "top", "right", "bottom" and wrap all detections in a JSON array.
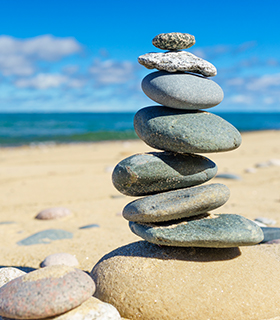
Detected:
[{"left": 0, "top": 0, "right": 280, "bottom": 112}]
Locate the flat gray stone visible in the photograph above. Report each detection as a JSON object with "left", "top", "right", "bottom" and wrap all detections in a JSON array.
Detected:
[
  {"left": 139, "top": 53, "right": 217, "bottom": 77},
  {"left": 141, "top": 71, "right": 222, "bottom": 109},
  {"left": 152, "top": 32, "right": 195, "bottom": 50},
  {"left": 134, "top": 106, "right": 242, "bottom": 154},
  {"left": 0, "top": 265, "right": 95, "bottom": 319},
  {"left": 129, "top": 214, "right": 264, "bottom": 247},
  {"left": 123, "top": 183, "right": 230, "bottom": 223},
  {"left": 112, "top": 152, "right": 217, "bottom": 196}
]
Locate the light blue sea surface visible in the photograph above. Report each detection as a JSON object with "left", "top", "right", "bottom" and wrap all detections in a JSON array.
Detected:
[{"left": 0, "top": 112, "right": 279, "bottom": 146}]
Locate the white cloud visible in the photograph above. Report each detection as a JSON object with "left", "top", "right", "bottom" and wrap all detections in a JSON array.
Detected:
[
  {"left": 227, "top": 94, "right": 253, "bottom": 104},
  {"left": 0, "top": 35, "right": 82, "bottom": 76},
  {"left": 14, "top": 73, "right": 68, "bottom": 89},
  {"left": 247, "top": 73, "right": 280, "bottom": 91},
  {"left": 89, "top": 59, "right": 137, "bottom": 85}
]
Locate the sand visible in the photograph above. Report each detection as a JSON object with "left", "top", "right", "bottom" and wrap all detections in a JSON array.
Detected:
[{"left": 0, "top": 130, "right": 280, "bottom": 272}]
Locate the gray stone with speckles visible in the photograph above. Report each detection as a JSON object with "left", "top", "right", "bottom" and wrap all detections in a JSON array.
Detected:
[
  {"left": 129, "top": 214, "right": 264, "bottom": 247},
  {"left": 112, "top": 152, "right": 217, "bottom": 196},
  {"left": 123, "top": 183, "right": 230, "bottom": 223},
  {"left": 141, "top": 71, "right": 222, "bottom": 109},
  {"left": 0, "top": 265, "right": 95, "bottom": 319},
  {"left": 138, "top": 52, "right": 217, "bottom": 77},
  {"left": 134, "top": 106, "right": 242, "bottom": 154},
  {"left": 152, "top": 32, "right": 195, "bottom": 50}
]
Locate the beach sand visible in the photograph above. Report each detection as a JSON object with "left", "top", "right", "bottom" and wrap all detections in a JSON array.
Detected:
[{"left": 0, "top": 130, "right": 280, "bottom": 273}]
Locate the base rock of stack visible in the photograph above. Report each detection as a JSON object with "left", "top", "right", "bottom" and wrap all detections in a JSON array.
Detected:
[
  {"left": 129, "top": 214, "right": 263, "bottom": 247},
  {"left": 134, "top": 106, "right": 242, "bottom": 154},
  {"left": 91, "top": 241, "right": 280, "bottom": 320},
  {"left": 123, "top": 183, "right": 230, "bottom": 222},
  {"left": 112, "top": 152, "right": 217, "bottom": 196}
]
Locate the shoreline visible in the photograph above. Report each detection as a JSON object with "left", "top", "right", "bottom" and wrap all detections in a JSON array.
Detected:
[{"left": 0, "top": 130, "right": 280, "bottom": 273}]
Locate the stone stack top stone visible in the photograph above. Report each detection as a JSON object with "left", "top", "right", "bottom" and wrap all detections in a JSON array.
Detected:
[{"left": 152, "top": 32, "right": 195, "bottom": 50}]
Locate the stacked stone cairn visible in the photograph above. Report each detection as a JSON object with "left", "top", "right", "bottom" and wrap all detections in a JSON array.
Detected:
[{"left": 112, "top": 32, "right": 264, "bottom": 248}]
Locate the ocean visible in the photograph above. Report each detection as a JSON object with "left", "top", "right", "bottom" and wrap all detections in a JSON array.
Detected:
[{"left": 0, "top": 111, "right": 280, "bottom": 147}]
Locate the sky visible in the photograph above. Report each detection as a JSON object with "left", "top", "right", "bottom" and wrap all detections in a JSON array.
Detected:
[{"left": 0, "top": 0, "right": 280, "bottom": 112}]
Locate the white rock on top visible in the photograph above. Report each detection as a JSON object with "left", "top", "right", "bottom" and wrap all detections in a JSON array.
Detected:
[{"left": 138, "top": 51, "right": 217, "bottom": 77}]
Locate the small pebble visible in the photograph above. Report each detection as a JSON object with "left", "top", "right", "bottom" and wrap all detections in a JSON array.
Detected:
[
  {"left": 0, "top": 265, "right": 95, "bottom": 319},
  {"left": 253, "top": 220, "right": 267, "bottom": 227},
  {"left": 260, "top": 227, "right": 280, "bottom": 243},
  {"left": 255, "top": 217, "right": 276, "bottom": 226},
  {"left": 244, "top": 167, "right": 257, "bottom": 173},
  {"left": 35, "top": 207, "right": 71, "bottom": 220},
  {"left": 152, "top": 32, "right": 195, "bottom": 50},
  {"left": 17, "top": 229, "right": 73, "bottom": 246},
  {"left": 255, "top": 162, "right": 270, "bottom": 168},
  {"left": 268, "top": 159, "right": 280, "bottom": 166},
  {"left": 40, "top": 253, "right": 79, "bottom": 268},
  {"left": 215, "top": 173, "right": 242, "bottom": 180},
  {"left": 0, "top": 268, "right": 26, "bottom": 288},
  {"left": 79, "top": 224, "right": 100, "bottom": 229}
]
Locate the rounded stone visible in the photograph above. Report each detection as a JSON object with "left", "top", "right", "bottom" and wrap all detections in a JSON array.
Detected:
[
  {"left": 141, "top": 71, "right": 223, "bottom": 110},
  {"left": 123, "top": 183, "right": 230, "bottom": 223},
  {"left": 91, "top": 241, "right": 280, "bottom": 320},
  {"left": 0, "top": 268, "right": 26, "bottom": 288},
  {"left": 0, "top": 265, "right": 95, "bottom": 319},
  {"left": 35, "top": 207, "right": 71, "bottom": 220},
  {"left": 112, "top": 152, "right": 217, "bottom": 196},
  {"left": 134, "top": 106, "right": 242, "bottom": 154},
  {"left": 129, "top": 214, "right": 263, "bottom": 247},
  {"left": 152, "top": 32, "right": 195, "bottom": 50},
  {"left": 138, "top": 52, "right": 217, "bottom": 77},
  {"left": 40, "top": 253, "right": 79, "bottom": 268},
  {"left": 44, "top": 297, "right": 121, "bottom": 320}
]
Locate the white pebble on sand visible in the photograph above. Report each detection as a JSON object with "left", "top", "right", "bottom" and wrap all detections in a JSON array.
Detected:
[
  {"left": 0, "top": 267, "right": 26, "bottom": 288},
  {"left": 35, "top": 207, "right": 72, "bottom": 220},
  {"left": 255, "top": 217, "right": 276, "bottom": 226},
  {"left": 40, "top": 253, "right": 79, "bottom": 268}
]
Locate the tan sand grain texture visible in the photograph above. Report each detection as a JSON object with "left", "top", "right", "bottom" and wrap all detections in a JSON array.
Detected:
[{"left": 0, "top": 130, "right": 279, "bottom": 274}]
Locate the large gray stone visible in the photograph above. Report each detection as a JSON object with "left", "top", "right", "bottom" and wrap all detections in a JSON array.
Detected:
[
  {"left": 152, "top": 32, "right": 195, "bottom": 50},
  {"left": 123, "top": 183, "right": 230, "bottom": 223},
  {"left": 112, "top": 152, "right": 217, "bottom": 196},
  {"left": 91, "top": 241, "right": 280, "bottom": 320},
  {"left": 134, "top": 106, "right": 242, "bottom": 154},
  {"left": 129, "top": 214, "right": 263, "bottom": 247},
  {"left": 141, "top": 71, "right": 222, "bottom": 109},
  {"left": 139, "top": 53, "right": 217, "bottom": 77}
]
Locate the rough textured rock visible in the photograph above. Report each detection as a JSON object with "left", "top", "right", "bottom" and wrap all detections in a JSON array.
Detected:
[
  {"left": 112, "top": 152, "right": 217, "bottom": 196},
  {"left": 0, "top": 268, "right": 26, "bottom": 288},
  {"left": 152, "top": 32, "right": 195, "bottom": 50},
  {"left": 134, "top": 106, "right": 242, "bottom": 154},
  {"left": 0, "top": 265, "right": 95, "bottom": 319},
  {"left": 138, "top": 52, "right": 217, "bottom": 76},
  {"left": 17, "top": 229, "right": 73, "bottom": 246},
  {"left": 141, "top": 71, "right": 222, "bottom": 109},
  {"left": 35, "top": 207, "right": 71, "bottom": 220},
  {"left": 40, "top": 253, "right": 79, "bottom": 268},
  {"left": 130, "top": 214, "right": 263, "bottom": 247},
  {"left": 91, "top": 241, "right": 280, "bottom": 320},
  {"left": 123, "top": 183, "right": 230, "bottom": 222}
]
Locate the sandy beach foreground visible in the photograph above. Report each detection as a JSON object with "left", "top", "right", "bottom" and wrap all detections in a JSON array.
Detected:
[{"left": 0, "top": 130, "right": 280, "bottom": 272}]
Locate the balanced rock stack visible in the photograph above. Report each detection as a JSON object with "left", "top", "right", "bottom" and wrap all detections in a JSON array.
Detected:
[
  {"left": 112, "top": 32, "right": 263, "bottom": 248},
  {"left": 91, "top": 33, "right": 280, "bottom": 320}
]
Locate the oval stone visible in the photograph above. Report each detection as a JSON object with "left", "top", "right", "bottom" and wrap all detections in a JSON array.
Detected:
[
  {"left": 35, "top": 207, "right": 71, "bottom": 220},
  {"left": 112, "top": 152, "right": 217, "bottom": 196},
  {"left": 141, "top": 71, "right": 223, "bottom": 109},
  {"left": 40, "top": 253, "right": 79, "bottom": 268},
  {"left": 0, "top": 265, "right": 95, "bottom": 319},
  {"left": 91, "top": 241, "right": 280, "bottom": 320},
  {"left": 134, "top": 106, "right": 242, "bottom": 154},
  {"left": 123, "top": 183, "right": 230, "bottom": 223},
  {"left": 152, "top": 32, "right": 195, "bottom": 50},
  {"left": 129, "top": 214, "right": 263, "bottom": 247}
]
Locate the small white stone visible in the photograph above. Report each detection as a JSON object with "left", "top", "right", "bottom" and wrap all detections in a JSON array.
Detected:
[
  {"left": 253, "top": 220, "right": 267, "bottom": 227},
  {"left": 35, "top": 207, "right": 72, "bottom": 220},
  {"left": 40, "top": 253, "right": 79, "bottom": 268},
  {"left": 0, "top": 267, "right": 26, "bottom": 288},
  {"left": 244, "top": 167, "right": 257, "bottom": 173},
  {"left": 268, "top": 159, "right": 280, "bottom": 166}
]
